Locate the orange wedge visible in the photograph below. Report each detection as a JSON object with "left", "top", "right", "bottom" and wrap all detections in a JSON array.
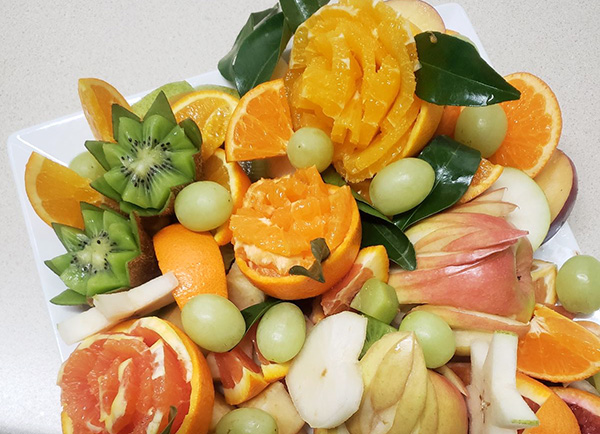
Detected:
[
  {"left": 203, "top": 148, "right": 251, "bottom": 245},
  {"left": 24, "top": 152, "right": 106, "bottom": 229},
  {"left": 153, "top": 224, "right": 228, "bottom": 308},
  {"left": 518, "top": 304, "right": 600, "bottom": 382},
  {"left": 225, "top": 79, "right": 293, "bottom": 162},
  {"left": 78, "top": 78, "right": 130, "bottom": 142},
  {"left": 458, "top": 158, "right": 504, "bottom": 204},
  {"left": 171, "top": 90, "right": 239, "bottom": 160},
  {"left": 489, "top": 72, "right": 562, "bottom": 177}
]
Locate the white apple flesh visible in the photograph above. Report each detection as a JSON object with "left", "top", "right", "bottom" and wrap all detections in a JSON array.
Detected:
[
  {"left": 490, "top": 167, "right": 551, "bottom": 250},
  {"left": 286, "top": 311, "right": 367, "bottom": 429},
  {"left": 386, "top": 0, "right": 446, "bottom": 33}
]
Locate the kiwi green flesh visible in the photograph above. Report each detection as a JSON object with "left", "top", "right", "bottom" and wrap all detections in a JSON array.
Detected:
[
  {"left": 81, "top": 208, "right": 104, "bottom": 237},
  {"left": 50, "top": 289, "right": 87, "bottom": 306},
  {"left": 112, "top": 104, "right": 140, "bottom": 142},
  {"left": 45, "top": 253, "right": 73, "bottom": 276},
  {"left": 105, "top": 222, "right": 137, "bottom": 251},
  {"left": 52, "top": 224, "right": 88, "bottom": 253}
]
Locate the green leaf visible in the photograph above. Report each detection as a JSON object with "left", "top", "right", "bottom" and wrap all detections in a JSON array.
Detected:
[
  {"left": 241, "top": 299, "right": 282, "bottom": 331},
  {"left": 158, "top": 406, "right": 177, "bottom": 434},
  {"left": 218, "top": 6, "right": 281, "bottom": 82},
  {"left": 393, "top": 136, "right": 481, "bottom": 231},
  {"left": 360, "top": 315, "right": 397, "bottom": 359},
  {"left": 49, "top": 289, "right": 87, "bottom": 306},
  {"left": 289, "top": 238, "right": 330, "bottom": 282},
  {"left": 414, "top": 32, "right": 521, "bottom": 106},
  {"left": 361, "top": 216, "right": 416, "bottom": 270},
  {"left": 279, "top": 0, "right": 326, "bottom": 32},
  {"left": 232, "top": 12, "right": 288, "bottom": 96}
]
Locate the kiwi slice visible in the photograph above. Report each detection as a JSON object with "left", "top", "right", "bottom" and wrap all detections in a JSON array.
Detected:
[
  {"left": 86, "top": 91, "right": 202, "bottom": 216},
  {"left": 46, "top": 202, "right": 160, "bottom": 306}
]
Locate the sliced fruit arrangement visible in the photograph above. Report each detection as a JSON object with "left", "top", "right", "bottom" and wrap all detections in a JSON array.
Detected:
[
  {"left": 57, "top": 317, "right": 214, "bottom": 434},
  {"left": 24, "top": 0, "right": 600, "bottom": 432},
  {"left": 86, "top": 91, "right": 203, "bottom": 216},
  {"left": 45, "top": 202, "right": 160, "bottom": 305},
  {"left": 229, "top": 166, "right": 361, "bottom": 299}
]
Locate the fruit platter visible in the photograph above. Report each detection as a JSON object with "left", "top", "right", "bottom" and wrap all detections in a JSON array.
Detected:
[{"left": 7, "top": 0, "right": 600, "bottom": 433}]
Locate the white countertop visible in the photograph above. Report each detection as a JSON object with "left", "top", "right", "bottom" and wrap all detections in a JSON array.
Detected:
[{"left": 1, "top": 1, "right": 599, "bottom": 432}]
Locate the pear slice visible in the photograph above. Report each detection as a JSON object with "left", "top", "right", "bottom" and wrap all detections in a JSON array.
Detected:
[
  {"left": 286, "top": 311, "right": 367, "bottom": 429},
  {"left": 467, "top": 331, "right": 539, "bottom": 433}
]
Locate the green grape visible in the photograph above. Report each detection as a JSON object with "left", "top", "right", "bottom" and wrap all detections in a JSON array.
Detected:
[
  {"left": 174, "top": 181, "right": 233, "bottom": 232},
  {"left": 399, "top": 311, "right": 456, "bottom": 369},
  {"left": 181, "top": 294, "right": 245, "bottom": 352},
  {"left": 256, "top": 302, "right": 306, "bottom": 363},
  {"left": 286, "top": 127, "right": 334, "bottom": 172},
  {"left": 369, "top": 158, "right": 435, "bottom": 216},
  {"left": 556, "top": 255, "right": 600, "bottom": 314},
  {"left": 454, "top": 105, "right": 508, "bottom": 158},
  {"left": 350, "top": 278, "right": 399, "bottom": 324},
  {"left": 68, "top": 151, "right": 106, "bottom": 180},
  {"left": 215, "top": 408, "right": 278, "bottom": 434}
]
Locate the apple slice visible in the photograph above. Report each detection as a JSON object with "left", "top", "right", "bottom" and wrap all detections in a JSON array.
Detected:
[
  {"left": 490, "top": 167, "right": 551, "bottom": 250},
  {"left": 286, "top": 311, "right": 367, "bottom": 429},
  {"left": 386, "top": 0, "right": 446, "bottom": 33},
  {"left": 468, "top": 331, "right": 539, "bottom": 432},
  {"left": 534, "top": 149, "right": 578, "bottom": 242}
]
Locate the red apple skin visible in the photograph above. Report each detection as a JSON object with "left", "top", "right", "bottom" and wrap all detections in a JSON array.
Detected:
[
  {"left": 390, "top": 240, "right": 535, "bottom": 323},
  {"left": 535, "top": 149, "right": 578, "bottom": 243}
]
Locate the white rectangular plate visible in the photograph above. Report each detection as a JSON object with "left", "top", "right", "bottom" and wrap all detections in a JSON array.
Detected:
[{"left": 7, "top": 3, "right": 582, "bottom": 361}]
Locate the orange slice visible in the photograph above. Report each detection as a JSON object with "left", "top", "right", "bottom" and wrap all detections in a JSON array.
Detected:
[
  {"left": 224, "top": 79, "right": 293, "bottom": 162},
  {"left": 285, "top": 0, "right": 427, "bottom": 182},
  {"left": 24, "top": 152, "right": 106, "bottom": 229},
  {"left": 153, "top": 224, "right": 227, "bottom": 308},
  {"left": 59, "top": 317, "right": 214, "bottom": 434},
  {"left": 458, "top": 158, "right": 504, "bottom": 204},
  {"left": 516, "top": 373, "right": 581, "bottom": 434},
  {"left": 489, "top": 72, "right": 562, "bottom": 177},
  {"left": 171, "top": 90, "right": 239, "bottom": 160},
  {"left": 230, "top": 166, "right": 361, "bottom": 300},
  {"left": 203, "top": 148, "right": 251, "bottom": 245},
  {"left": 517, "top": 304, "right": 600, "bottom": 382},
  {"left": 78, "top": 78, "right": 130, "bottom": 142}
]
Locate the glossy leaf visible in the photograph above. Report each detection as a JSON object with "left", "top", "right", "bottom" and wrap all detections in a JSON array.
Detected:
[
  {"left": 415, "top": 32, "right": 521, "bottom": 106},
  {"left": 362, "top": 216, "right": 416, "bottom": 270},
  {"left": 232, "top": 12, "right": 287, "bottom": 96},
  {"left": 289, "top": 238, "right": 331, "bottom": 282},
  {"left": 241, "top": 299, "right": 282, "bottom": 331},
  {"left": 394, "top": 136, "right": 481, "bottom": 231},
  {"left": 218, "top": 6, "right": 281, "bottom": 82},
  {"left": 279, "top": 0, "right": 327, "bottom": 32}
]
